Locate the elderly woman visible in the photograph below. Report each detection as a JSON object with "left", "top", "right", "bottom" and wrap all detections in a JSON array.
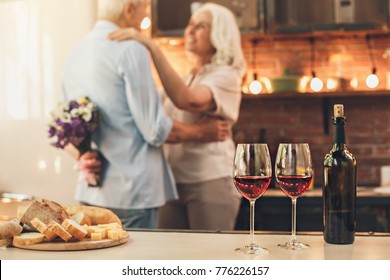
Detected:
[{"left": 110, "top": 3, "right": 246, "bottom": 230}]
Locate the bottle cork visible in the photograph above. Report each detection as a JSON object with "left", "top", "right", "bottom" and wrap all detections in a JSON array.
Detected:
[{"left": 334, "top": 104, "right": 344, "bottom": 117}]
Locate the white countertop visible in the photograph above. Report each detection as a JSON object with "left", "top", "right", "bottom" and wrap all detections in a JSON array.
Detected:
[{"left": 2, "top": 230, "right": 390, "bottom": 260}]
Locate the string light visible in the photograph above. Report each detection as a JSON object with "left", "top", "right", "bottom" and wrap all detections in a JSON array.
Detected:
[
  {"left": 350, "top": 77, "right": 358, "bottom": 89},
  {"left": 326, "top": 78, "right": 338, "bottom": 91},
  {"left": 309, "top": 37, "right": 323, "bottom": 92},
  {"left": 366, "top": 71, "right": 379, "bottom": 89},
  {"left": 249, "top": 38, "right": 262, "bottom": 94},
  {"left": 310, "top": 77, "right": 324, "bottom": 92},
  {"left": 249, "top": 73, "right": 262, "bottom": 94},
  {"left": 365, "top": 35, "right": 379, "bottom": 89}
]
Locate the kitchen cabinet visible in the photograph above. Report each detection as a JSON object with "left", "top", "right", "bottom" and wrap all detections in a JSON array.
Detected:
[
  {"left": 151, "top": 0, "right": 264, "bottom": 37},
  {"left": 266, "top": 0, "right": 389, "bottom": 33},
  {"left": 152, "top": 1, "right": 390, "bottom": 37},
  {"left": 235, "top": 188, "right": 390, "bottom": 233}
]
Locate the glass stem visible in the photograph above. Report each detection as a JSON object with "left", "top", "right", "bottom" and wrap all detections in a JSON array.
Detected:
[
  {"left": 250, "top": 200, "right": 256, "bottom": 245},
  {"left": 291, "top": 198, "right": 297, "bottom": 243}
]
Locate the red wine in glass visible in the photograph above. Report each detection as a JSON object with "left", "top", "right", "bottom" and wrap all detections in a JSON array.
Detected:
[
  {"left": 233, "top": 143, "right": 272, "bottom": 255},
  {"left": 234, "top": 176, "right": 272, "bottom": 200},
  {"left": 275, "top": 143, "right": 312, "bottom": 250},
  {"left": 276, "top": 175, "right": 313, "bottom": 199}
]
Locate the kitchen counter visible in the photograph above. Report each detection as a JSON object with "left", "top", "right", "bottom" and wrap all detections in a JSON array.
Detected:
[{"left": 2, "top": 230, "right": 390, "bottom": 260}]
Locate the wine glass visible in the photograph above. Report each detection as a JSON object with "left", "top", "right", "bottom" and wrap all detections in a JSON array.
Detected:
[
  {"left": 275, "top": 143, "right": 313, "bottom": 250},
  {"left": 233, "top": 143, "right": 272, "bottom": 255}
]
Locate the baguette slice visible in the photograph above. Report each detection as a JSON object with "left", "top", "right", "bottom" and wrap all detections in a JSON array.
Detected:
[
  {"left": 30, "top": 217, "right": 57, "bottom": 240},
  {"left": 47, "top": 220, "right": 72, "bottom": 242},
  {"left": 13, "top": 232, "right": 45, "bottom": 245},
  {"left": 62, "top": 219, "right": 87, "bottom": 241},
  {"left": 70, "top": 211, "right": 91, "bottom": 226}
]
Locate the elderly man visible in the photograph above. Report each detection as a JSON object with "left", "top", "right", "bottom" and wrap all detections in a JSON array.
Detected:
[{"left": 62, "top": 0, "right": 228, "bottom": 228}]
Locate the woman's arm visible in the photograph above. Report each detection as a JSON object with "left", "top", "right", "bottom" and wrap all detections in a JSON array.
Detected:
[{"left": 109, "top": 28, "right": 216, "bottom": 113}]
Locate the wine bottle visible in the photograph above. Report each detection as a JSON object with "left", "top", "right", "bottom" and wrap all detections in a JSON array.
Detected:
[{"left": 323, "top": 104, "right": 357, "bottom": 244}]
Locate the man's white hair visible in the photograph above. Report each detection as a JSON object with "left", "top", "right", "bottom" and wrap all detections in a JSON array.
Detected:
[
  {"left": 194, "top": 3, "right": 246, "bottom": 78},
  {"left": 98, "top": 0, "right": 144, "bottom": 19}
]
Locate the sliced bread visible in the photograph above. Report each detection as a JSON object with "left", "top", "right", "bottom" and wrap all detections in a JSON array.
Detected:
[
  {"left": 30, "top": 217, "right": 57, "bottom": 240},
  {"left": 47, "top": 220, "right": 72, "bottom": 242},
  {"left": 13, "top": 232, "right": 45, "bottom": 245},
  {"left": 62, "top": 219, "right": 88, "bottom": 241}
]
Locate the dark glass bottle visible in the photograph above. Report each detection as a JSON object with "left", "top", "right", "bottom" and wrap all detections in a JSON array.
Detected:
[{"left": 323, "top": 104, "right": 357, "bottom": 244}]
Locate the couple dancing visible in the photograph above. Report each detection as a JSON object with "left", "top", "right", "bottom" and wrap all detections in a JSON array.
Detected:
[{"left": 62, "top": 0, "right": 246, "bottom": 230}]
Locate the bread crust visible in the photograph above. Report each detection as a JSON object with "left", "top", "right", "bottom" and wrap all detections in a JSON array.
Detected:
[
  {"left": 0, "top": 238, "right": 12, "bottom": 247},
  {"left": 70, "top": 211, "right": 92, "bottom": 226},
  {"left": 30, "top": 217, "right": 57, "bottom": 240},
  {"left": 20, "top": 199, "right": 69, "bottom": 229},
  {"left": 47, "top": 221, "right": 72, "bottom": 242},
  {"left": 0, "top": 220, "right": 23, "bottom": 239},
  {"left": 65, "top": 205, "right": 121, "bottom": 226},
  {"left": 62, "top": 219, "right": 87, "bottom": 241},
  {"left": 13, "top": 232, "right": 45, "bottom": 245}
]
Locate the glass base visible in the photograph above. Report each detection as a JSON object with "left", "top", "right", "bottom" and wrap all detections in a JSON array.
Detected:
[
  {"left": 235, "top": 243, "right": 269, "bottom": 255},
  {"left": 278, "top": 240, "right": 310, "bottom": 250}
]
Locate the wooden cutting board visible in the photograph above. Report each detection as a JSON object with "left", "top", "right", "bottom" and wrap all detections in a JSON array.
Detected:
[{"left": 12, "top": 233, "right": 129, "bottom": 251}]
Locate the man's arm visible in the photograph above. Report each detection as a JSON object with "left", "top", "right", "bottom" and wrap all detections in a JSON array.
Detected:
[
  {"left": 61, "top": 147, "right": 102, "bottom": 186},
  {"left": 166, "top": 118, "right": 230, "bottom": 143},
  {"left": 79, "top": 119, "right": 229, "bottom": 175}
]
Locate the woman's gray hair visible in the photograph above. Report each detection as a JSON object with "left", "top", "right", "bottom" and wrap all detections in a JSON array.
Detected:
[
  {"left": 98, "top": 0, "right": 144, "bottom": 19},
  {"left": 194, "top": 3, "right": 246, "bottom": 78}
]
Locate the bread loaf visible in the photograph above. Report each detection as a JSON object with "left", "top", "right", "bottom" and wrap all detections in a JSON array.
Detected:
[
  {"left": 47, "top": 220, "right": 72, "bottom": 242},
  {"left": 0, "top": 238, "right": 12, "bottom": 247},
  {"left": 16, "top": 203, "right": 32, "bottom": 220},
  {"left": 13, "top": 232, "right": 45, "bottom": 245},
  {"left": 0, "top": 220, "right": 23, "bottom": 239},
  {"left": 65, "top": 205, "right": 121, "bottom": 226},
  {"left": 20, "top": 199, "right": 69, "bottom": 229},
  {"left": 62, "top": 219, "right": 87, "bottom": 241},
  {"left": 30, "top": 217, "right": 57, "bottom": 240},
  {"left": 70, "top": 211, "right": 91, "bottom": 226}
]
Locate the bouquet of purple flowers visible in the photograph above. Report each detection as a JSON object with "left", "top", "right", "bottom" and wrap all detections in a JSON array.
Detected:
[{"left": 48, "top": 96, "right": 100, "bottom": 186}]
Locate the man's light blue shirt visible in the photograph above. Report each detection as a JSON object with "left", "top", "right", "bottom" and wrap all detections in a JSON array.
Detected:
[{"left": 62, "top": 20, "right": 177, "bottom": 209}]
